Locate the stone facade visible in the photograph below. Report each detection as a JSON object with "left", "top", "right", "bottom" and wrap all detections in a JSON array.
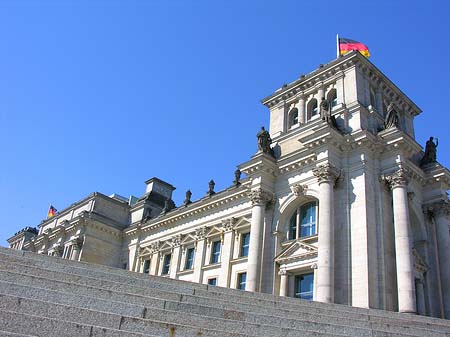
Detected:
[{"left": 7, "top": 51, "right": 450, "bottom": 319}]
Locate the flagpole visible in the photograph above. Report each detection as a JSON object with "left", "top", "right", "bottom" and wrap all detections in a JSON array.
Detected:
[{"left": 336, "top": 34, "right": 340, "bottom": 58}]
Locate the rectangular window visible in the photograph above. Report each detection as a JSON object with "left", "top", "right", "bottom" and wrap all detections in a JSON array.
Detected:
[
  {"left": 210, "top": 241, "right": 221, "bottom": 264},
  {"left": 143, "top": 259, "right": 150, "bottom": 274},
  {"left": 300, "top": 202, "right": 317, "bottom": 237},
  {"left": 295, "top": 273, "right": 314, "bottom": 300},
  {"left": 162, "top": 253, "right": 171, "bottom": 275},
  {"left": 240, "top": 233, "right": 250, "bottom": 257},
  {"left": 185, "top": 247, "right": 195, "bottom": 270},
  {"left": 237, "top": 272, "right": 247, "bottom": 290},
  {"left": 208, "top": 278, "right": 217, "bottom": 286}
]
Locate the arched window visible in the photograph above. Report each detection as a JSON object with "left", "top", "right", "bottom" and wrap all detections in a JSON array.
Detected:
[
  {"left": 288, "top": 201, "right": 318, "bottom": 240},
  {"left": 327, "top": 89, "right": 337, "bottom": 109},
  {"left": 307, "top": 99, "right": 318, "bottom": 121},
  {"left": 288, "top": 107, "right": 299, "bottom": 128}
]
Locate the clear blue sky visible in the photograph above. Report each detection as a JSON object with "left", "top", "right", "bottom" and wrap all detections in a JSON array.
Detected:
[{"left": 1, "top": 0, "right": 449, "bottom": 245}]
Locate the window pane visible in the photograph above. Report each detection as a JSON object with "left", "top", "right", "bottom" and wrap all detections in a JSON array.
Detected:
[
  {"left": 208, "top": 278, "right": 217, "bottom": 286},
  {"left": 240, "top": 233, "right": 250, "bottom": 257},
  {"left": 300, "top": 202, "right": 316, "bottom": 237},
  {"left": 185, "top": 248, "right": 195, "bottom": 270},
  {"left": 143, "top": 259, "right": 150, "bottom": 274},
  {"left": 295, "top": 273, "right": 314, "bottom": 300},
  {"left": 162, "top": 254, "right": 171, "bottom": 275},
  {"left": 238, "top": 272, "right": 247, "bottom": 290},
  {"left": 211, "top": 241, "right": 221, "bottom": 264},
  {"left": 289, "top": 211, "right": 297, "bottom": 240}
]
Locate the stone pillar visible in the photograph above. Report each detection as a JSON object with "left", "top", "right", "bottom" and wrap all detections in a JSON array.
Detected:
[
  {"left": 169, "top": 235, "right": 182, "bottom": 279},
  {"left": 218, "top": 220, "right": 235, "bottom": 287},
  {"left": 192, "top": 227, "right": 207, "bottom": 283},
  {"left": 416, "top": 278, "right": 426, "bottom": 316},
  {"left": 279, "top": 270, "right": 288, "bottom": 297},
  {"left": 298, "top": 95, "right": 306, "bottom": 124},
  {"left": 71, "top": 238, "right": 83, "bottom": 261},
  {"left": 246, "top": 189, "right": 273, "bottom": 292},
  {"left": 149, "top": 242, "right": 160, "bottom": 275},
  {"left": 318, "top": 87, "right": 325, "bottom": 100},
  {"left": 427, "top": 201, "right": 450, "bottom": 318},
  {"left": 313, "top": 163, "right": 339, "bottom": 303},
  {"left": 384, "top": 168, "right": 416, "bottom": 313}
]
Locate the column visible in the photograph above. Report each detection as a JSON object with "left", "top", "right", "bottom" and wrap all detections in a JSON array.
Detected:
[
  {"left": 192, "top": 227, "right": 207, "bottom": 283},
  {"left": 385, "top": 168, "right": 416, "bottom": 313},
  {"left": 169, "top": 235, "right": 182, "bottom": 279},
  {"left": 246, "top": 189, "right": 273, "bottom": 292},
  {"left": 415, "top": 278, "right": 426, "bottom": 316},
  {"left": 313, "top": 163, "right": 338, "bottom": 303},
  {"left": 279, "top": 270, "right": 289, "bottom": 297},
  {"left": 71, "top": 238, "right": 83, "bottom": 261},
  {"left": 298, "top": 94, "right": 306, "bottom": 124},
  {"left": 429, "top": 201, "right": 450, "bottom": 318},
  {"left": 218, "top": 220, "right": 235, "bottom": 287},
  {"left": 149, "top": 242, "right": 160, "bottom": 275}
]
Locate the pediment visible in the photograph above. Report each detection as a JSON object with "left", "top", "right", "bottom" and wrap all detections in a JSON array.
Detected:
[{"left": 275, "top": 240, "right": 318, "bottom": 263}]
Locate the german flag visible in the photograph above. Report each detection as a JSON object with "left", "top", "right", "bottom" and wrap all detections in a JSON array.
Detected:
[
  {"left": 339, "top": 37, "right": 370, "bottom": 57},
  {"left": 47, "top": 205, "right": 57, "bottom": 218}
]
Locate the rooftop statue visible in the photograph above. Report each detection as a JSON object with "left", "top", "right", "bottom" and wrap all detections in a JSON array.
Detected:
[
  {"left": 384, "top": 103, "right": 399, "bottom": 129},
  {"left": 420, "top": 137, "right": 438, "bottom": 167},
  {"left": 256, "top": 127, "right": 275, "bottom": 157}
]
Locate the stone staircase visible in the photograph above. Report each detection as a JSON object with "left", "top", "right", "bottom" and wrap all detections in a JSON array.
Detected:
[{"left": 0, "top": 246, "right": 448, "bottom": 337}]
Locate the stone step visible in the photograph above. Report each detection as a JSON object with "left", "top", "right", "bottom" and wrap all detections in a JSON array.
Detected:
[
  {"left": 0, "top": 309, "right": 158, "bottom": 337},
  {"left": 1, "top": 247, "right": 449, "bottom": 336},
  {"left": 0, "top": 277, "right": 375, "bottom": 337},
  {"left": 2, "top": 247, "right": 449, "bottom": 333},
  {"left": 0, "top": 294, "right": 257, "bottom": 337},
  {"left": 0, "top": 268, "right": 446, "bottom": 337},
  {"left": 0, "top": 331, "right": 37, "bottom": 337},
  {"left": 1, "top": 257, "right": 449, "bottom": 337}
]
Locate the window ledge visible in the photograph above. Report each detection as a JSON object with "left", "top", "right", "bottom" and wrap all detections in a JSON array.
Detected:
[
  {"left": 230, "top": 256, "right": 248, "bottom": 265},
  {"left": 202, "top": 262, "right": 221, "bottom": 271},
  {"left": 177, "top": 269, "right": 194, "bottom": 276}
]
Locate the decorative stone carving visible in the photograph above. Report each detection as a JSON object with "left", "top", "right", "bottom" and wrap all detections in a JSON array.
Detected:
[
  {"left": 311, "top": 263, "right": 318, "bottom": 269},
  {"left": 247, "top": 189, "right": 273, "bottom": 206},
  {"left": 207, "top": 180, "right": 216, "bottom": 196},
  {"left": 291, "top": 183, "right": 308, "bottom": 197},
  {"left": 420, "top": 137, "right": 438, "bottom": 167},
  {"left": 423, "top": 200, "right": 450, "bottom": 219},
  {"left": 382, "top": 168, "right": 410, "bottom": 189},
  {"left": 222, "top": 218, "right": 237, "bottom": 232},
  {"left": 183, "top": 190, "right": 192, "bottom": 206},
  {"left": 149, "top": 241, "right": 161, "bottom": 253},
  {"left": 413, "top": 248, "right": 428, "bottom": 274},
  {"left": 160, "top": 199, "right": 175, "bottom": 216},
  {"left": 72, "top": 237, "right": 83, "bottom": 250},
  {"left": 170, "top": 235, "right": 182, "bottom": 248},
  {"left": 194, "top": 227, "right": 207, "bottom": 240},
  {"left": 256, "top": 126, "right": 275, "bottom": 157},
  {"left": 278, "top": 269, "right": 287, "bottom": 276},
  {"left": 142, "top": 207, "right": 152, "bottom": 223},
  {"left": 233, "top": 169, "right": 241, "bottom": 187},
  {"left": 312, "top": 163, "right": 340, "bottom": 185},
  {"left": 384, "top": 102, "right": 399, "bottom": 129}
]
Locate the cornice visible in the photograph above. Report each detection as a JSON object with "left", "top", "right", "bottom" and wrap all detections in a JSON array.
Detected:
[{"left": 124, "top": 186, "right": 252, "bottom": 237}]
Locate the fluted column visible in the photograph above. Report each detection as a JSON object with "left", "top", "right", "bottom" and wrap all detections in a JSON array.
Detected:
[
  {"left": 192, "top": 227, "right": 207, "bottom": 283},
  {"left": 71, "top": 238, "right": 83, "bottom": 261},
  {"left": 384, "top": 168, "right": 416, "bottom": 313},
  {"left": 279, "top": 269, "right": 289, "bottom": 297},
  {"left": 427, "top": 201, "right": 450, "bottom": 318},
  {"left": 149, "top": 242, "right": 160, "bottom": 275},
  {"left": 246, "top": 189, "right": 273, "bottom": 292},
  {"left": 169, "top": 235, "right": 182, "bottom": 279},
  {"left": 218, "top": 219, "right": 235, "bottom": 287},
  {"left": 415, "top": 278, "right": 426, "bottom": 315},
  {"left": 313, "top": 163, "right": 338, "bottom": 303}
]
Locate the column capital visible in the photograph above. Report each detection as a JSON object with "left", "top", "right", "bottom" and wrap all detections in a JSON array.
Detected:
[
  {"left": 71, "top": 237, "right": 83, "bottom": 250},
  {"left": 382, "top": 168, "right": 410, "bottom": 189},
  {"left": 423, "top": 200, "right": 450, "bottom": 219},
  {"left": 247, "top": 188, "right": 273, "bottom": 206},
  {"left": 221, "top": 217, "right": 237, "bottom": 232},
  {"left": 313, "top": 163, "right": 340, "bottom": 185},
  {"left": 194, "top": 226, "right": 208, "bottom": 240},
  {"left": 170, "top": 234, "right": 182, "bottom": 248},
  {"left": 278, "top": 269, "right": 288, "bottom": 276},
  {"left": 149, "top": 241, "right": 161, "bottom": 254}
]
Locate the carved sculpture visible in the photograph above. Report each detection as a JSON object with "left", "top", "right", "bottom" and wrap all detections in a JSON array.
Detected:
[
  {"left": 142, "top": 207, "right": 152, "bottom": 222},
  {"left": 256, "top": 127, "right": 274, "bottom": 157},
  {"left": 160, "top": 198, "right": 175, "bottom": 216},
  {"left": 420, "top": 137, "right": 438, "bottom": 167},
  {"left": 233, "top": 169, "right": 241, "bottom": 186},
  {"left": 207, "top": 180, "right": 215, "bottom": 196},
  {"left": 183, "top": 190, "right": 192, "bottom": 206},
  {"left": 384, "top": 103, "right": 399, "bottom": 129}
]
